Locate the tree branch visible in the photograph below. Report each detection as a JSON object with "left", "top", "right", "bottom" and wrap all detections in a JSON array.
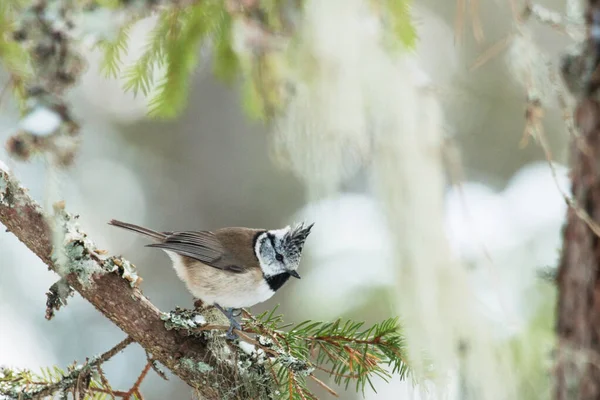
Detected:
[
  {"left": 0, "top": 165, "right": 275, "bottom": 400},
  {"left": 26, "top": 337, "right": 134, "bottom": 399}
]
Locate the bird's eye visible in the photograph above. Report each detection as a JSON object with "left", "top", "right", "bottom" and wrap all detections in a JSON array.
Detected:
[{"left": 276, "top": 253, "right": 284, "bottom": 262}]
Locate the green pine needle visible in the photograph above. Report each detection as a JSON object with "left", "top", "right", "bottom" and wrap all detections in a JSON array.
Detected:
[
  {"left": 121, "top": 11, "right": 174, "bottom": 98},
  {"left": 245, "top": 310, "right": 412, "bottom": 398},
  {"left": 145, "top": 1, "right": 230, "bottom": 118},
  {"left": 0, "top": 0, "right": 31, "bottom": 111},
  {"left": 0, "top": 364, "right": 106, "bottom": 399},
  {"left": 241, "top": 76, "right": 267, "bottom": 120},
  {"left": 97, "top": 19, "right": 137, "bottom": 79},
  {"left": 92, "top": 0, "right": 418, "bottom": 120},
  {"left": 212, "top": 11, "right": 240, "bottom": 84},
  {"left": 382, "top": 0, "right": 418, "bottom": 49}
]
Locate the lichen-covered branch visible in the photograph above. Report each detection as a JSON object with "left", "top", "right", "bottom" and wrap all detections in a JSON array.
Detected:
[
  {"left": 0, "top": 165, "right": 275, "bottom": 400},
  {"left": 0, "top": 0, "right": 206, "bottom": 164},
  {"left": 0, "top": 336, "right": 173, "bottom": 399},
  {"left": 0, "top": 166, "right": 412, "bottom": 398},
  {"left": 189, "top": 307, "right": 411, "bottom": 399},
  {"left": 0, "top": 337, "right": 134, "bottom": 399}
]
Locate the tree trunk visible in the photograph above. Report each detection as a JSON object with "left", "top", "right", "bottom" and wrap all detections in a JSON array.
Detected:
[{"left": 555, "top": 2, "right": 600, "bottom": 398}]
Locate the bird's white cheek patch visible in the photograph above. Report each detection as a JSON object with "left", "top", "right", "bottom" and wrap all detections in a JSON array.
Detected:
[{"left": 259, "top": 261, "right": 283, "bottom": 277}]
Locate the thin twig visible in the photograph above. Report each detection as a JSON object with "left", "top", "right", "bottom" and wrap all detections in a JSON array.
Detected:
[
  {"left": 145, "top": 353, "right": 168, "bottom": 381},
  {"left": 89, "top": 387, "right": 130, "bottom": 397},
  {"left": 313, "top": 364, "right": 363, "bottom": 380},
  {"left": 455, "top": 0, "right": 484, "bottom": 44},
  {"left": 234, "top": 330, "right": 279, "bottom": 357},
  {"left": 536, "top": 119, "right": 600, "bottom": 238},
  {"left": 125, "top": 361, "right": 152, "bottom": 400},
  {"left": 97, "top": 337, "right": 135, "bottom": 365},
  {"left": 21, "top": 337, "right": 135, "bottom": 399},
  {"left": 308, "top": 374, "right": 339, "bottom": 397},
  {"left": 470, "top": 35, "right": 513, "bottom": 71},
  {"left": 291, "top": 374, "right": 309, "bottom": 400},
  {"left": 469, "top": 0, "right": 484, "bottom": 43},
  {"left": 97, "top": 365, "right": 115, "bottom": 398},
  {"left": 455, "top": 0, "right": 466, "bottom": 43}
]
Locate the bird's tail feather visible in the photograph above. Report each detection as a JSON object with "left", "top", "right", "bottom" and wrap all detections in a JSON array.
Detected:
[{"left": 108, "top": 219, "right": 166, "bottom": 241}]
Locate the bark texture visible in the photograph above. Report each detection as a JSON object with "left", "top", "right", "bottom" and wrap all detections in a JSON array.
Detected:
[
  {"left": 555, "top": 2, "right": 600, "bottom": 398},
  {"left": 0, "top": 167, "right": 274, "bottom": 400}
]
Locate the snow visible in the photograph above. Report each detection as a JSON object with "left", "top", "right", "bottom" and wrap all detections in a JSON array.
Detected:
[
  {"left": 19, "top": 107, "right": 62, "bottom": 136},
  {"left": 238, "top": 341, "right": 256, "bottom": 355}
]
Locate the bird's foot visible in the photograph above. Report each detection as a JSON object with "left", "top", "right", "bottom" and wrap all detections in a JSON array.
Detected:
[
  {"left": 225, "top": 317, "right": 242, "bottom": 340},
  {"left": 231, "top": 308, "right": 243, "bottom": 318},
  {"left": 214, "top": 304, "right": 242, "bottom": 340}
]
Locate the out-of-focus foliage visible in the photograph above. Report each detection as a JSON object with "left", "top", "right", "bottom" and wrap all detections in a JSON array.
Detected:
[
  {"left": 505, "top": 282, "right": 556, "bottom": 400},
  {"left": 0, "top": 0, "right": 30, "bottom": 111},
  {"left": 98, "top": 1, "right": 235, "bottom": 118},
  {"left": 375, "top": 0, "right": 416, "bottom": 50},
  {"left": 94, "top": 0, "right": 416, "bottom": 121},
  {"left": 0, "top": 0, "right": 417, "bottom": 121}
]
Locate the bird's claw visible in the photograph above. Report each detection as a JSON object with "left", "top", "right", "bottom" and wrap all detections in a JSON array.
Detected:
[
  {"left": 214, "top": 304, "right": 243, "bottom": 340},
  {"left": 225, "top": 326, "right": 238, "bottom": 340},
  {"left": 225, "top": 316, "right": 242, "bottom": 340},
  {"left": 231, "top": 308, "right": 243, "bottom": 318}
]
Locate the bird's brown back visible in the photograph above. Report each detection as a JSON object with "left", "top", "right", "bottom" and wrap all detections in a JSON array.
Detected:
[{"left": 214, "top": 227, "right": 264, "bottom": 271}]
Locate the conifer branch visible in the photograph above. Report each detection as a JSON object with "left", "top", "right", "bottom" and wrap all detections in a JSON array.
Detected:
[
  {"left": 178, "top": 307, "right": 412, "bottom": 398},
  {"left": 0, "top": 336, "right": 134, "bottom": 399},
  {"left": 0, "top": 1, "right": 418, "bottom": 397},
  {"left": 0, "top": 165, "right": 276, "bottom": 399},
  {"left": 1, "top": 337, "right": 160, "bottom": 399},
  {"left": 1, "top": 163, "right": 413, "bottom": 399}
]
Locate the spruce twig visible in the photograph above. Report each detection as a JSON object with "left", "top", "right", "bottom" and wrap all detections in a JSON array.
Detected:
[
  {"left": 187, "top": 307, "right": 411, "bottom": 399},
  {"left": 0, "top": 336, "right": 134, "bottom": 399}
]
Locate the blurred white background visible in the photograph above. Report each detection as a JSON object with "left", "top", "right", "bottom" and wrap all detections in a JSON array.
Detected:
[{"left": 0, "top": 0, "right": 573, "bottom": 398}]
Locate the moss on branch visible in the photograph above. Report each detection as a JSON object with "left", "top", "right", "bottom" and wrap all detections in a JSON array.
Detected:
[{"left": 0, "top": 166, "right": 276, "bottom": 400}]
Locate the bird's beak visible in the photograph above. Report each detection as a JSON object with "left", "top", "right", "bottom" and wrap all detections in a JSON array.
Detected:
[{"left": 289, "top": 270, "right": 301, "bottom": 279}]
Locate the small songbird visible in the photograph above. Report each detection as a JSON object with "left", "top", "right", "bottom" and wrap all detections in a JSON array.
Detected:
[{"left": 108, "top": 219, "right": 314, "bottom": 339}]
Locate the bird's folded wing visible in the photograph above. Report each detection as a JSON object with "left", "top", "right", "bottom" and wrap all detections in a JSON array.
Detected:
[{"left": 146, "top": 231, "right": 247, "bottom": 273}]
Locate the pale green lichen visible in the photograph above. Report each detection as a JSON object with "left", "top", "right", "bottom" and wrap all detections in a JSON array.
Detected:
[
  {"left": 180, "top": 358, "right": 214, "bottom": 374},
  {"left": 162, "top": 306, "right": 276, "bottom": 399},
  {"left": 50, "top": 207, "right": 105, "bottom": 286},
  {"left": 257, "top": 335, "right": 273, "bottom": 347},
  {"left": 0, "top": 170, "right": 106, "bottom": 291},
  {"left": 276, "top": 354, "right": 314, "bottom": 377},
  {"left": 0, "top": 172, "right": 18, "bottom": 208},
  {"left": 207, "top": 332, "right": 233, "bottom": 366},
  {"left": 160, "top": 307, "right": 208, "bottom": 332},
  {"left": 0, "top": 176, "right": 7, "bottom": 206},
  {"left": 51, "top": 238, "right": 104, "bottom": 286},
  {"left": 0, "top": 169, "right": 46, "bottom": 213},
  {"left": 50, "top": 205, "right": 142, "bottom": 290},
  {"left": 104, "top": 257, "right": 142, "bottom": 288},
  {"left": 232, "top": 354, "right": 277, "bottom": 399},
  {"left": 237, "top": 342, "right": 267, "bottom": 366}
]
